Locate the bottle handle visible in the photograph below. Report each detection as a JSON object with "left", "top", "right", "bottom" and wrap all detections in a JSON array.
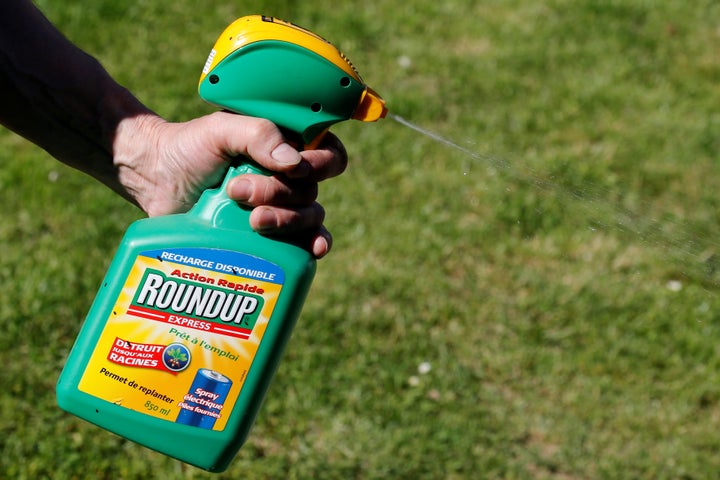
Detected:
[
  {"left": 189, "top": 161, "right": 267, "bottom": 227},
  {"left": 189, "top": 131, "right": 325, "bottom": 228}
]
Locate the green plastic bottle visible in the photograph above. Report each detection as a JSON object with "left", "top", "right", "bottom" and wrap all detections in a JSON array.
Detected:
[
  {"left": 55, "top": 15, "right": 386, "bottom": 472},
  {"left": 56, "top": 162, "right": 316, "bottom": 471}
]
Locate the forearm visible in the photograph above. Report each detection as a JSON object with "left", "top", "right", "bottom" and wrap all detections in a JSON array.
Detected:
[{"left": 0, "top": 0, "right": 156, "bottom": 201}]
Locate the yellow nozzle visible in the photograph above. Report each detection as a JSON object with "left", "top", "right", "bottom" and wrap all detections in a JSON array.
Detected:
[{"left": 353, "top": 87, "right": 388, "bottom": 122}]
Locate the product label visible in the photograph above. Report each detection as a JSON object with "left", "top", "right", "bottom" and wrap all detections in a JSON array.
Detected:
[{"left": 78, "top": 248, "right": 284, "bottom": 431}]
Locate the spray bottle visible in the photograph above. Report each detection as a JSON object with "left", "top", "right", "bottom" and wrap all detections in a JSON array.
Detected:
[{"left": 56, "top": 15, "right": 386, "bottom": 472}]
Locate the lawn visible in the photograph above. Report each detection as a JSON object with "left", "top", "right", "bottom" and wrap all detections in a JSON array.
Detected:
[{"left": 1, "top": 0, "right": 719, "bottom": 478}]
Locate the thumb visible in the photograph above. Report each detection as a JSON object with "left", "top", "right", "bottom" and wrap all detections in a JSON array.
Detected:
[{"left": 210, "top": 112, "right": 302, "bottom": 172}]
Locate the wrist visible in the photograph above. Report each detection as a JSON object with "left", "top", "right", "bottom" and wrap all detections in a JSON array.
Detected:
[{"left": 112, "top": 111, "right": 169, "bottom": 213}]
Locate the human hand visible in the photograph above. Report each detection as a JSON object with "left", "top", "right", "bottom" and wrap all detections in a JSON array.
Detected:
[{"left": 112, "top": 111, "right": 348, "bottom": 258}]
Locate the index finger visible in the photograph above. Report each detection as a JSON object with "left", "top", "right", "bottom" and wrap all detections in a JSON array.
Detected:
[{"left": 287, "top": 132, "right": 349, "bottom": 181}]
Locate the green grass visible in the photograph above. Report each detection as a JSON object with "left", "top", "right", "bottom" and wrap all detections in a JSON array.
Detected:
[{"left": 2, "top": 0, "right": 720, "bottom": 478}]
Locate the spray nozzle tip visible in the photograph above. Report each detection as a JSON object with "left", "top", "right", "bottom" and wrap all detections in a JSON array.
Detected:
[{"left": 353, "top": 87, "right": 387, "bottom": 122}]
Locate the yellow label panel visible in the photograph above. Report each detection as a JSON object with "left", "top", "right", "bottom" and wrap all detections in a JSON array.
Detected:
[{"left": 78, "top": 248, "right": 284, "bottom": 431}]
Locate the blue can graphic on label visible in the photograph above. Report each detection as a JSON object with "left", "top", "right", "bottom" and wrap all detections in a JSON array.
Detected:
[{"left": 176, "top": 369, "right": 233, "bottom": 429}]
